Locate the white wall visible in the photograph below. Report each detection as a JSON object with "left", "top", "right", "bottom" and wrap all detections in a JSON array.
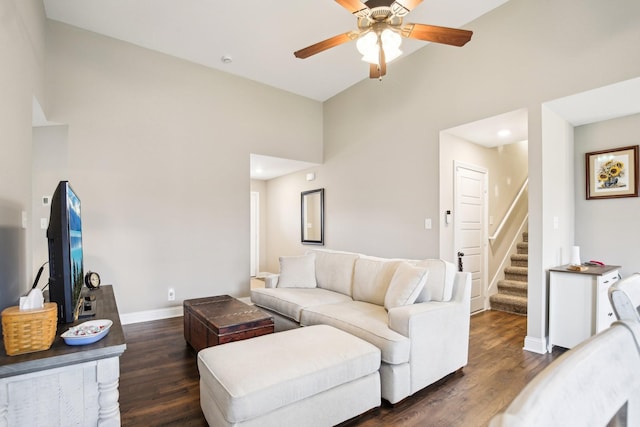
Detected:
[
  {"left": 0, "top": 0, "right": 46, "bottom": 310},
  {"left": 250, "top": 179, "right": 268, "bottom": 273},
  {"left": 575, "top": 113, "right": 640, "bottom": 276},
  {"left": 524, "top": 106, "right": 575, "bottom": 353},
  {"left": 31, "top": 125, "right": 69, "bottom": 271},
  {"left": 541, "top": 108, "right": 575, "bottom": 268},
  {"left": 36, "top": 21, "right": 323, "bottom": 315},
  {"left": 267, "top": 0, "right": 640, "bottom": 351},
  {"left": 263, "top": 168, "right": 321, "bottom": 273}
]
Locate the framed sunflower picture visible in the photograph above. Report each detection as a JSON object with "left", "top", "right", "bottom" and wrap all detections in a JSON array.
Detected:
[{"left": 586, "top": 145, "right": 639, "bottom": 200}]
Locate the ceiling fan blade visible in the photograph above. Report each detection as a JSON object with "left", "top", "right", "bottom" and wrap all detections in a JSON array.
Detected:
[
  {"left": 395, "top": 0, "right": 423, "bottom": 11},
  {"left": 335, "top": 0, "right": 370, "bottom": 18},
  {"left": 369, "top": 45, "right": 387, "bottom": 79},
  {"left": 402, "top": 23, "right": 473, "bottom": 47},
  {"left": 294, "top": 32, "right": 358, "bottom": 59},
  {"left": 369, "top": 63, "right": 386, "bottom": 79}
]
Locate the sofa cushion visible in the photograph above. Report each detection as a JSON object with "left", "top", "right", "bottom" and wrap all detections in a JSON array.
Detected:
[
  {"left": 352, "top": 257, "right": 401, "bottom": 306},
  {"left": 250, "top": 287, "right": 352, "bottom": 322},
  {"left": 309, "top": 250, "right": 359, "bottom": 297},
  {"left": 300, "top": 301, "right": 411, "bottom": 365},
  {"left": 277, "top": 253, "right": 317, "bottom": 288},
  {"left": 411, "top": 259, "right": 456, "bottom": 302},
  {"left": 384, "top": 262, "right": 427, "bottom": 310}
]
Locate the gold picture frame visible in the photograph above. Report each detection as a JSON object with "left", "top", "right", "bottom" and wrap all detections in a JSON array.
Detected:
[{"left": 586, "top": 145, "right": 639, "bottom": 200}]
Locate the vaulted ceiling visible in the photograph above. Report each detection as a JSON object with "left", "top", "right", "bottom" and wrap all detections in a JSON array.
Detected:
[
  {"left": 43, "top": 2, "right": 640, "bottom": 180},
  {"left": 43, "top": 0, "right": 509, "bottom": 102}
]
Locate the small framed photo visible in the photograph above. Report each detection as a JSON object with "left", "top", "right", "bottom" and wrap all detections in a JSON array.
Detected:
[{"left": 586, "top": 145, "right": 639, "bottom": 200}]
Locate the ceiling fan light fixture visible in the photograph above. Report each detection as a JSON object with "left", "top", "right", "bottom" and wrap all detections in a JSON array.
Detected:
[
  {"left": 380, "top": 28, "right": 402, "bottom": 62},
  {"left": 356, "top": 32, "right": 378, "bottom": 63},
  {"left": 356, "top": 29, "right": 402, "bottom": 65}
]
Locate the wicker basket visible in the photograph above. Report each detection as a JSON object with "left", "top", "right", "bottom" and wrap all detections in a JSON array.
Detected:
[{"left": 2, "top": 302, "right": 58, "bottom": 356}]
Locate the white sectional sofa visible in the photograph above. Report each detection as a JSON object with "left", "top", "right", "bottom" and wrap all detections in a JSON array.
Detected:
[{"left": 250, "top": 249, "right": 472, "bottom": 404}]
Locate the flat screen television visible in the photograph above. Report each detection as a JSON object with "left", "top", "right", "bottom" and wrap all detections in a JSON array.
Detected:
[{"left": 47, "top": 181, "right": 84, "bottom": 323}]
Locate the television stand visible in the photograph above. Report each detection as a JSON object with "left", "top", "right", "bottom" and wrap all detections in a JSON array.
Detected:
[{"left": 0, "top": 285, "right": 126, "bottom": 426}]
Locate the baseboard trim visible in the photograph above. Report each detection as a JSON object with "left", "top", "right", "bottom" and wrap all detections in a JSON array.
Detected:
[
  {"left": 523, "top": 335, "right": 548, "bottom": 354},
  {"left": 120, "top": 306, "right": 183, "bottom": 325}
]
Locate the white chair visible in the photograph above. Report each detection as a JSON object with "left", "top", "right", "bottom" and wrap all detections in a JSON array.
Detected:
[
  {"left": 489, "top": 320, "right": 640, "bottom": 427},
  {"left": 609, "top": 273, "right": 640, "bottom": 322}
]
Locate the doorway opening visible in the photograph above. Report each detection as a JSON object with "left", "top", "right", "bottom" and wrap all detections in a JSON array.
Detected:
[
  {"left": 249, "top": 153, "right": 320, "bottom": 285},
  {"left": 439, "top": 108, "right": 529, "bottom": 314}
]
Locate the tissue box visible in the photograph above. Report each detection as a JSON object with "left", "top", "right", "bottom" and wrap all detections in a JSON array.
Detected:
[{"left": 2, "top": 303, "right": 57, "bottom": 356}]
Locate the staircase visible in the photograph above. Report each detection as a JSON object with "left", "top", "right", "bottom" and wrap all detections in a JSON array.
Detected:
[{"left": 490, "top": 231, "right": 528, "bottom": 315}]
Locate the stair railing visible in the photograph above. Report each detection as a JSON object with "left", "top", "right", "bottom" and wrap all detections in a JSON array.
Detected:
[{"left": 489, "top": 178, "right": 528, "bottom": 242}]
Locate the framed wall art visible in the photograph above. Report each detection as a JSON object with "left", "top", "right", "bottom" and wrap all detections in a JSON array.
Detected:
[{"left": 585, "top": 145, "right": 639, "bottom": 200}]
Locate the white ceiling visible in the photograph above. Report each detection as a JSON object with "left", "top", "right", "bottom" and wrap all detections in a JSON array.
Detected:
[
  {"left": 42, "top": 0, "right": 510, "bottom": 102},
  {"left": 443, "top": 77, "right": 640, "bottom": 151},
  {"left": 545, "top": 77, "right": 640, "bottom": 127},
  {"left": 444, "top": 108, "right": 529, "bottom": 147},
  {"left": 250, "top": 154, "right": 318, "bottom": 181}
]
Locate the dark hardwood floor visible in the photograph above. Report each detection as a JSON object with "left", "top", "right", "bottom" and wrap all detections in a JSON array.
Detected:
[{"left": 119, "top": 310, "right": 565, "bottom": 427}]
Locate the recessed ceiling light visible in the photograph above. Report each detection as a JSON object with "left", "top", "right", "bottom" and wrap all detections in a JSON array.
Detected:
[
  {"left": 221, "top": 55, "right": 233, "bottom": 64},
  {"left": 497, "top": 129, "right": 511, "bottom": 138}
]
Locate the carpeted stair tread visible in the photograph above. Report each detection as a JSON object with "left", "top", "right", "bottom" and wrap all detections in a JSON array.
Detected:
[
  {"left": 491, "top": 229, "right": 528, "bottom": 316},
  {"left": 490, "top": 293, "right": 527, "bottom": 315},
  {"left": 504, "top": 266, "right": 528, "bottom": 282},
  {"left": 516, "top": 242, "right": 528, "bottom": 255},
  {"left": 510, "top": 254, "right": 528, "bottom": 268},
  {"left": 497, "top": 279, "right": 528, "bottom": 297}
]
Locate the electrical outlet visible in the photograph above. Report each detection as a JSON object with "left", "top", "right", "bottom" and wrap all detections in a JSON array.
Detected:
[{"left": 168, "top": 288, "right": 175, "bottom": 301}]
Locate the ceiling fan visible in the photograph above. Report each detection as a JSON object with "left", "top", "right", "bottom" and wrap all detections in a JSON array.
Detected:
[{"left": 294, "top": 0, "right": 473, "bottom": 79}]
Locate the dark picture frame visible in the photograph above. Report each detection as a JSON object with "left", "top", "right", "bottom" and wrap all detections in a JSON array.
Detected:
[
  {"left": 301, "top": 188, "right": 324, "bottom": 245},
  {"left": 586, "top": 145, "right": 639, "bottom": 200}
]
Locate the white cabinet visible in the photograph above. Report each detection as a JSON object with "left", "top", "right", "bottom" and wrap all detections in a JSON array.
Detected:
[
  {"left": 548, "top": 265, "right": 620, "bottom": 350},
  {"left": 0, "top": 286, "right": 125, "bottom": 426}
]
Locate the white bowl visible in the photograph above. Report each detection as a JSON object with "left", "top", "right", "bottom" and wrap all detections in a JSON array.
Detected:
[{"left": 61, "top": 319, "right": 113, "bottom": 346}]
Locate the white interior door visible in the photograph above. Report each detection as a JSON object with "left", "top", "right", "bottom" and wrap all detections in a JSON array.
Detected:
[
  {"left": 454, "top": 162, "right": 488, "bottom": 313},
  {"left": 250, "top": 191, "right": 259, "bottom": 277}
]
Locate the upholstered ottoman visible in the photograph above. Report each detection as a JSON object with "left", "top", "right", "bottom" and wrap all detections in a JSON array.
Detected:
[{"left": 197, "top": 324, "right": 381, "bottom": 427}]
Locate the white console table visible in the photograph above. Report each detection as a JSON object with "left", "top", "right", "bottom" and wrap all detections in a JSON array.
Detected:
[
  {"left": 0, "top": 285, "right": 126, "bottom": 426},
  {"left": 548, "top": 265, "right": 620, "bottom": 351}
]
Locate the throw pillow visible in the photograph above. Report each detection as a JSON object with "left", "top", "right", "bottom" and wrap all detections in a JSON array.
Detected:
[
  {"left": 412, "top": 258, "right": 456, "bottom": 302},
  {"left": 353, "top": 257, "right": 401, "bottom": 306},
  {"left": 384, "top": 262, "right": 428, "bottom": 310},
  {"left": 277, "top": 253, "right": 317, "bottom": 288}
]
